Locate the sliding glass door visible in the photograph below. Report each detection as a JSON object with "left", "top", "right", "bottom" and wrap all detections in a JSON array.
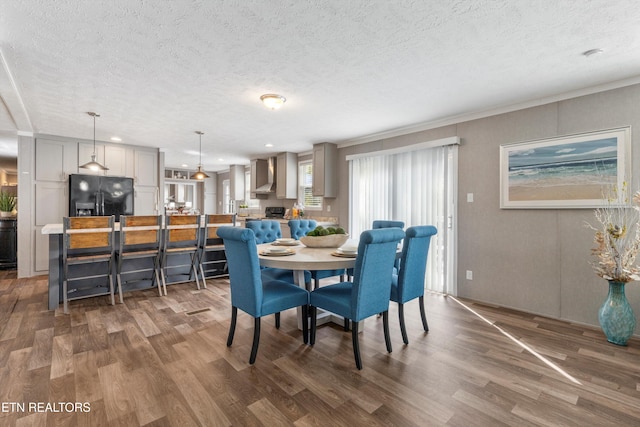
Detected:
[{"left": 349, "top": 144, "right": 458, "bottom": 295}]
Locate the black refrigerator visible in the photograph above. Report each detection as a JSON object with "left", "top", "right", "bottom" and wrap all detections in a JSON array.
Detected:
[{"left": 69, "top": 174, "right": 134, "bottom": 221}]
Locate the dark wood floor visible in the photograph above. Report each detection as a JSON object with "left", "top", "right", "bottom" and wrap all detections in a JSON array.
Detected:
[{"left": 1, "top": 270, "right": 640, "bottom": 426}]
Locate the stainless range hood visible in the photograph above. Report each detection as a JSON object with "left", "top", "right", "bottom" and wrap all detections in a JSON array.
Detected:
[{"left": 253, "top": 157, "right": 276, "bottom": 194}]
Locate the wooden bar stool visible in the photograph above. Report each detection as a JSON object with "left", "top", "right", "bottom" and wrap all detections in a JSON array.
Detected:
[
  {"left": 161, "top": 215, "right": 202, "bottom": 292},
  {"left": 116, "top": 215, "right": 163, "bottom": 301},
  {"left": 62, "top": 216, "right": 115, "bottom": 314},
  {"left": 198, "top": 214, "right": 236, "bottom": 286}
]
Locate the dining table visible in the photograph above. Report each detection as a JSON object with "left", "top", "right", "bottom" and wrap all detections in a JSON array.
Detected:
[{"left": 257, "top": 242, "right": 357, "bottom": 329}]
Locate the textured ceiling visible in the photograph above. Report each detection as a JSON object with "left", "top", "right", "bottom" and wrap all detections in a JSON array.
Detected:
[{"left": 0, "top": 1, "right": 639, "bottom": 171}]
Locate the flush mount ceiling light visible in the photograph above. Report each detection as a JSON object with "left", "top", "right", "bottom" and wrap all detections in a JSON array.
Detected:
[
  {"left": 79, "top": 112, "right": 109, "bottom": 171},
  {"left": 260, "top": 93, "right": 286, "bottom": 110},
  {"left": 191, "top": 131, "right": 210, "bottom": 180}
]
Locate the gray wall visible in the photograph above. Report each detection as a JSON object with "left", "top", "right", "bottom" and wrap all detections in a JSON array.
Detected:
[{"left": 335, "top": 83, "right": 640, "bottom": 328}]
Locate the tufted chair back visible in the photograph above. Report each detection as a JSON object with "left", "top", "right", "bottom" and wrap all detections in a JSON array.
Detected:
[
  {"left": 246, "top": 220, "right": 282, "bottom": 244},
  {"left": 372, "top": 220, "right": 405, "bottom": 230},
  {"left": 288, "top": 219, "right": 318, "bottom": 240}
]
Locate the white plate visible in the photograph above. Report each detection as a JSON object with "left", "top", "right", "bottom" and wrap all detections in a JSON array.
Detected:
[
  {"left": 266, "top": 246, "right": 288, "bottom": 253},
  {"left": 276, "top": 238, "right": 296, "bottom": 244},
  {"left": 337, "top": 247, "right": 357, "bottom": 255}
]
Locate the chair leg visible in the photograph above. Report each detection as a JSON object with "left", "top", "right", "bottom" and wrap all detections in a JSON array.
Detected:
[
  {"left": 383, "top": 310, "right": 393, "bottom": 353},
  {"left": 199, "top": 263, "right": 208, "bottom": 289},
  {"left": 63, "top": 279, "right": 68, "bottom": 314},
  {"left": 340, "top": 274, "right": 345, "bottom": 282},
  {"left": 398, "top": 303, "right": 409, "bottom": 345},
  {"left": 419, "top": 296, "right": 429, "bottom": 332},
  {"left": 351, "top": 321, "right": 362, "bottom": 370},
  {"left": 227, "top": 306, "right": 237, "bottom": 347},
  {"left": 314, "top": 278, "right": 320, "bottom": 290},
  {"left": 108, "top": 271, "right": 115, "bottom": 306},
  {"left": 275, "top": 312, "right": 280, "bottom": 329},
  {"left": 249, "top": 317, "right": 261, "bottom": 364},
  {"left": 310, "top": 306, "right": 317, "bottom": 345},
  {"left": 192, "top": 263, "right": 201, "bottom": 290},
  {"left": 116, "top": 274, "right": 124, "bottom": 304},
  {"left": 302, "top": 305, "right": 309, "bottom": 344},
  {"left": 154, "top": 267, "right": 163, "bottom": 297},
  {"left": 161, "top": 262, "right": 169, "bottom": 296},
  {"left": 344, "top": 318, "right": 350, "bottom": 331}
]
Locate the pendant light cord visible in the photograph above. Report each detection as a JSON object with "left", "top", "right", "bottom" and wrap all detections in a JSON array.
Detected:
[{"left": 93, "top": 113, "right": 96, "bottom": 154}]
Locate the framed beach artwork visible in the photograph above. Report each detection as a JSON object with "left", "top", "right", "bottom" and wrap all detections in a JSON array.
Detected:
[{"left": 500, "top": 127, "right": 631, "bottom": 209}]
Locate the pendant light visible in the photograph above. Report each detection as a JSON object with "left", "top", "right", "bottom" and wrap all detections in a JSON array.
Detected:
[
  {"left": 79, "top": 112, "right": 109, "bottom": 171},
  {"left": 192, "top": 131, "right": 209, "bottom": 180}
]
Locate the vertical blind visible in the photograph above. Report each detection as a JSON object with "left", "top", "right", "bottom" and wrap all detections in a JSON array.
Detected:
[{"left": 349, "top": 146, "right": 449, "bottom": 293}]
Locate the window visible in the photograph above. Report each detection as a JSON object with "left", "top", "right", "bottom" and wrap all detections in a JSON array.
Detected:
[
  {"left": 244, "top": 170, "right": 260, "bottom": 208},
  {"left": 298, "top": 161, "right": 322, "bottom": 210}
]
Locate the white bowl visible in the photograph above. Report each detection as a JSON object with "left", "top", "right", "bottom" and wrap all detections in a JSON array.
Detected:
[
  {"left": 266, "top": 246, "right": 288, "bottom": 253},
  {"left": 300, "top": 234, "right": 349, "bottom": 248}
]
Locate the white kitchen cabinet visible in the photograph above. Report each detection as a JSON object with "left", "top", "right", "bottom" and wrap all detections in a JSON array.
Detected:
[
  {"left": 229, "top": 165, "right": 245, "bottom": 201},
  {"left": 134, "top": 149, "right": 158, "bottom": 186},
  {"left": 34, "top": 181, "right": 67, "bottom": 273},
  {"left": 35, "top": 138, "right": 78, "bottom": 182},
  {"left": 203, "top": 174, "right": 217, "bottom": 214},
  {"left": 78, "top": 143, "right": 131, "bottom": 177},
  {"left": 277, "top": 152, "right": 298, "bottom": 199},
  {"left": 104, "top": 145, "right": 129, "bottom": 176},
  {"left": 312, "top": 142, "right": 337, "bottom": 198},
  {"left": 135, "top": 186, "right": 159, "bottom": 215},
  {"left": 34, "top": 226, "right": 49, "bottom": 272},
  {"left": 35, "top": 182, "right": 67, "bottom": 225}
]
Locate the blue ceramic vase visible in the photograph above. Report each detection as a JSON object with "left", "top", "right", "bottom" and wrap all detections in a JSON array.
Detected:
[{"left": 598, "top": 281, "right": 636, "bottom": 346}]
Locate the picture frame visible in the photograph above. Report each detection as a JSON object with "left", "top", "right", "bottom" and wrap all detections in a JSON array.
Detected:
[{"left": 500, "top": 127, "right": 631, "bottom": 209}]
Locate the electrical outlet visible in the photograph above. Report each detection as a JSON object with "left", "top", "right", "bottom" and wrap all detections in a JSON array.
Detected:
[
  {"left": 467, "top": 193, "right": 474, "bottom": 203},
  {"left": 327, "top": 205, "right": 331, "bottom": 212},
  {"left": 466, "top": 270, "right": 473, "bottom": 280}
]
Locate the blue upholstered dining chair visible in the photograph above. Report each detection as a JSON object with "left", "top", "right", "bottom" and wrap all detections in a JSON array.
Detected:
[
  {"left": 346, "top": 219, "right": 405, "bottom": 281},
  {"left": 246, "top": 220, "right": 311, "bottom": 288},
  {"left": 391, "top": 225, "right": 437, "bottom": 344},
  {"left": 217, "top": 227, "right": 310, "bottom": 364},
  {"left": 289, "top": 219, "right": 345, "bottom": 289},
  {"left": 309, "top": 227, "right": 405, "bottom": 370}
]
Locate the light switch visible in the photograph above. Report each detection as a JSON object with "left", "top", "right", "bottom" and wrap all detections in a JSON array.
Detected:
[{"left": 467, "top": 193, "right": 474, "bottom": 203}]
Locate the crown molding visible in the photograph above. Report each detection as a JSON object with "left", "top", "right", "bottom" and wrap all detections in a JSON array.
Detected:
[{"left": 337, "top": 75, "right": 640, "bottom": 148}]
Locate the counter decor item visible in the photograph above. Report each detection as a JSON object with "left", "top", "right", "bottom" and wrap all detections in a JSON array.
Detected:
[
  {"left": 0, "top": 191, "right": 16, "bottom": 217},
  {"left": 300, "top": 225, "right": 348, "bottom": 248},
  {"left": 586, "top": 183, "right": 639, "bottom": 345}
]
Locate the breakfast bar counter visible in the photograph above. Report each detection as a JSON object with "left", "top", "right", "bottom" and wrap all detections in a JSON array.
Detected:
[{"left": 42, "top": 218, "right": 239, "bottom": 311}]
